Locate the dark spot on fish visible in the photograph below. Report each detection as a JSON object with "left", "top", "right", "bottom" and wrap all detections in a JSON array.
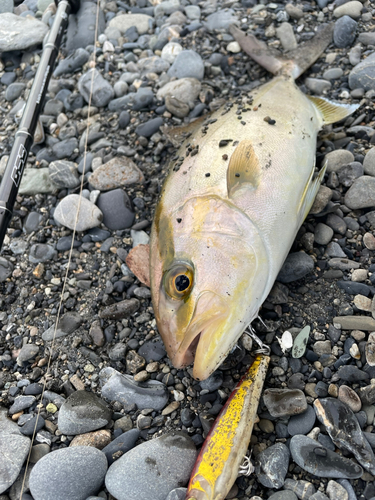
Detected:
[
  {"left": 177, "top": 218, "right": 182, "bottom": 223},
  {"left": 237, "top": 116, "right": 242, "bottom": 120},
  {"left": 235, "top": 173, "right": 240, "bottom": 178},
  {"left": 222, "top": 154, "right": 228, "bottom": 161},
  {"left": 205, "top": 173, "right": 210, "bottom": 177},
  {"left": 233, "top": 141, "right": 239, "bottom": 146},
  {"left": 219, "top": 139, "right": 233, "bottom": 147},
  {"left": 241, "top": 121, "right": 246, "bottom": 126},
  {"left": 264, "top": 116, "right": 276, "bottom": 125}
]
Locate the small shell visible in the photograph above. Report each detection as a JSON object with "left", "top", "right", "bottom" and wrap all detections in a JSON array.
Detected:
[{"left": 277, "top": 330, "right": 293, "bottom": 354}]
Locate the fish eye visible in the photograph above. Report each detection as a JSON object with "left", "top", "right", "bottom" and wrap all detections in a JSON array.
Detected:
[{"left": 164, "top": 263, "right": 194, "bottom": 299}]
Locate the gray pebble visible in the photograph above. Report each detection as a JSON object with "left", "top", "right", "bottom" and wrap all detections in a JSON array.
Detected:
[
  {"left": 315, "top": 223, "right": 333, "bottom": 245},
  {"left": 276, "top": 22, "right": 297, "bottom": 51},
  {"left": 277, "top": 252, "right": 314, "bottom": 283},
  {"left": 78, "top": 69, "right": 114, "bottom": 107},
  {"left": 305, "top": 78, "right": 331, "bottom": 94},
  {"left": 204, "top": 9, "right": 237, "bottom": 31},
  {"left": 168, "top": 50, "right": 204, "bottom": 80},
  {"left": 5, "top": 82, "right": 26, "bottom": 101},
  {"left": 0, "top": 256, "right": 14, "bottom": 282},
  {"left": 97, "top": 188, "right": 134, "bottom": 230},
  {"left": 288, "top": 405, "right": 316, "bottom": 436},
  {"left": 29, "top": 446, "right": 107, "bottom": 500},
  {"left": 54, "top": 48, "right": 90, "bottom": 77},
  {"left": 29, "top": 244, "right": 56, "bottom": 263},
  {"left": 333, "top": 16, "right": 357, "bottom": 48},
  {"left": 364, "top": 147, "right": 375, "bottom": 176},
  {"left": 105, "top": 432, "right": 196, "bottom": 500},
  {"left": 42, "top": 311, "right": 82, "bottom": 341},
  {"left": 349, "top": 53, "right": 375, "bottom": 92},
  {"left": 49, "top": 160, "right": 80, "bottom": 189},
  {"left": 101, "top": 429, "right": 140, "bottom": 466},
  {"left": 256, "top": 442, "right": 290, "bottom": 488},
  {"left": 135, "top": 117, "right": 163, "bottom": 138},
  {"left": 345, "top": 176, "right": 375, "bottom": 209}
]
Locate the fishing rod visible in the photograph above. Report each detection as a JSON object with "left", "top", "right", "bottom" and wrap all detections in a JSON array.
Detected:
[{"left": 0, "top": 0, "right": 81, "bottom": 249}]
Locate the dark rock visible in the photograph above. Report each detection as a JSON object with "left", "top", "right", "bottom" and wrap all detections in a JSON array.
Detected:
[
  {"left": 100, "top": 298, "right": 139, "bottom": 320},
  {"left": 54, "top": 48, "right": 90, "bottom": 77},
  {"left": 256, "top": 443, "right": 290, "bottom": 489},
  {"left": 277, "top": 252, "right": 314, "bottom": 283},
  {"left": 135, "top": 117, "right": 163, "bottom": 138},
  {"left": 101, "top": 428, "right": 140, "bottom": 465},
  {"left": 97, "top": 188, "right": 135, "bottom": 230},
  {"left": 288, "top": 405, "right": 316, "bottom": 436},
  {"left": 333, "top": 16, "right": 357, "bottom": 48},
  {"left": 138, "top": 341, "right": 166, "bottom": 362},
  {"left": 66, "top": 1, "right": 105, "bottom": 53}
]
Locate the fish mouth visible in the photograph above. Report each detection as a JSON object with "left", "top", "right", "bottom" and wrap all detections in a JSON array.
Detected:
[{"left": 171, "top": 291, "right": 230, "bottom": 380}]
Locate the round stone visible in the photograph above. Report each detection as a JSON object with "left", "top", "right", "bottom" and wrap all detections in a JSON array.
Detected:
[{"left": 338, "top": 385, "right": 362, "bottom": 412}]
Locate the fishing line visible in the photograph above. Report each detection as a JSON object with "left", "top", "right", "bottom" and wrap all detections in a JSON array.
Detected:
[{"left": 18, "top": 2, "right": 101, "bottom": 497}]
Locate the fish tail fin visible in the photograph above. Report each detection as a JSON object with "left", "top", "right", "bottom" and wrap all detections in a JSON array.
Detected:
[{"left": 229, "top": 23, "right": 334, "bottom": 79}]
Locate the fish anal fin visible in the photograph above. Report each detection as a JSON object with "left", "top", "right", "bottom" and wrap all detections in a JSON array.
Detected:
[
  {"left": 307, "top": 95, "right": 360, "bottom": 125},
  {"left": 227, "top": 140, "right": 261, "bottom": 198},
  {"left": 298, "top": 159, "right": 328, "bottom": 224}
]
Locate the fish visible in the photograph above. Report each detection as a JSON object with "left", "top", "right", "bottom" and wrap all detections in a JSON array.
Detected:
[
  {"left": 186, "top": 354, "right": 270, "bottom": 500},
  {"left": 150, "top": 23, "right": 359, "bottom": 381}
]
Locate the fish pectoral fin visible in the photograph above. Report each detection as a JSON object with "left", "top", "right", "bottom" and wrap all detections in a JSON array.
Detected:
[
  {"left": 227, "top": 140, "right": 261, "bottom": 198},
  {"left": 298, "top": 159, "right": 328, "bottom": 224},
  {"left": 307, "top": 95, "right": 360, "bottom": 125}
]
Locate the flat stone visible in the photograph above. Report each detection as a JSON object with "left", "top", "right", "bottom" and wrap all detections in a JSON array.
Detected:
[
  {"left": 334, "top": 16, "right": 358, "bottom": 48},
  {"left": 29, "top": 447, "right": 107, "bottom": 500},
  {"left": 333, "top": 316, "right": 375, "bottom": 331},
  {"left": 333, "top": 0, "right": 362, "bottom": 19},
  {"left": 42, "top": 312, "right": 82, "bottom": 341},
  {"left": 19, "top": 168, "right": 57, "bottom": 195},
  {"left": 276, "top": 22, "right": 297, "bottom": 51},
  {"left": 100, "top": 366, "right": 168, "bottom": 410},
  {"left": 54, "top": 194, "right": 103, "bottom": 231},
  {"left": 0, "top": 13, "right": 48, "bottom": 51},
  {"left": 54, "top": 48, "right": 90, "bottom": 77},
  {"left": 58, "top": 390, "right": 112, "bottom": 435},
  {"left": 256, "top": 443, "right": 290, "bottom": 488},
  {"left": 263, "top": 388, "right": 307, "bottom": 417},
  {"left": 345, "top": 176, "right": 375, "bottom": 209},
  {"left": 305, "top": 78, "right": 331, "bottom": 94},
  {"left": 99, "top": 298, "right": 140, "bottom": 320},
  {"left": 105, "top": 432, "right": 196, "bottom": 500},
  {"left": 290, "top": 435, "right": 363, "bottom": 478},
  {"left": 66, "top": 2, "right": 105, "bottom": 52},
  {"left": 69, "top": 429, "right": 111, "bottom": 449},
  {"left": 314, "top": 398, "right": 375, "bottom": 475},
  {"left": 292, "top": 325, "right": 311, "bottom": 359},
  {"left": 109, "top": 13, "right": 152, "bottom": 35},
  {"left": 0, "top": 408, "right": 31, "bottom": 495},
  {"left": 17, "top": 344, "right": 39, "bottom": 366},
  {"left": 135, "top": 117, "right": 163, "bottom": 138},
  {"left": 19, "top": 415, "right": 45, "bottom": 436},
  {"left": 325, "top": 150, "right": 354, "bottom": 174},
  {"left": 284, "top": 478, "right": 316, "bottom": 499},
  {"left": 89, "top": 157, "right": 144, "bottom": 191},
  {"left": 349, "top": 53, "right": 375, "bottom": 92},
  {"left": 338, "top": 385, "right": 362, "bottom": 412},
  {"left": 335, "top": 365, "right": 369, "bottom": 382},
  {"left": 167, "top": 50, "right": 204, "bottom": 80},
  {"left": 269, "top": 492, "right": 298, "bottom": 500},
  {"left": 9, "top": 395, "right": 36, "bottom": 415}
]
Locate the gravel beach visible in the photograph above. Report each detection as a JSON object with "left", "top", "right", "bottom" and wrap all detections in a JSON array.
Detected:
[{"left": 0, "top": 0, "right": 375, "bottom": 499}]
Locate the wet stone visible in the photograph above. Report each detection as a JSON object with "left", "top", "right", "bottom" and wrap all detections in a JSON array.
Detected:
[
  {"left": 101, "top": 428, "right": 140, "bottom": 466},
  {"left": 100, "top": 366, "right": 169, "bottom": 411},
  {"left": 58, "top": 390, "right": 112, "bottom": 435},
  {"left": 290, "top": 435, "right": 363, "bottom": 478},
  {"left": 288, "top": 405, "right": 316, "bottom": 436},
  {"left": 256, "top": 443, "right": 290, "bottom": 489},
  {"left": 314, "top": 397, "right": 375, "bottom": 475},
  {"left": 105, "top": 432, "right": 196, "bottom": 500},
  {"left": 263, "top": 388, "right": 307, "bottom": 417},
  {"left": 29, "top": 446, "right": 107, "bottom": 500}
]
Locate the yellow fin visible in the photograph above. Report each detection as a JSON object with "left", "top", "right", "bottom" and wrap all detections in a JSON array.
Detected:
[
  {"left": 307, "top": 96, "right": 359, "bottom": 125},
  {"left": 227, "top": 140, "right": 261, "bottom": 197},
  {"left": 298, "top": 159, "right": 327, "bottom": 225}
]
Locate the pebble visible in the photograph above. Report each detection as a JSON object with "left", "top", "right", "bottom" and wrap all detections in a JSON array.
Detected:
[
  {"left": 276, "top": 23, "right": 297, "bottom": 51},
  {"left": 0, "top": 13, "right": 48, "bottom": 51},
  {"left": 89, "top": 157, "right": 144, "bottom": 191},
  {"left": 290, "top": 434, "right": 363, "bottom": 478},
  {"left": 157, "top": 78, "right": 201, "bottom": 107},
  {"left": 366, "top": 332, "right": 375, "bottom": 366},
  {"left": 333, "top": 1, "right": 363, "bottom": 19},
  {"left": 167, "top": 50, "right": 204, "bottom": 80},
  {"left": 125, "top": 244, "right": 150, "bottom": 286},
  {"left": 138, "top": 341, "right": 166, "bottom": 362},
  {"left": 54, "top": 194, "right": 103, "bottom": 231},
  {"left": 349, "top": 53, "right": 375, "bottom": 92},
  {"left": 135, "top": 117, "right": 163, "bottom": 138},
  {"left": 109, "top": 13, "right": 152, "bottom": 35},
  {"left": 305, "top": 78, "right": 331, "bottom": 94},
  {"left": 335, "top": 365, "right": 369, "bottom": 382},
  {"left": 5, "top": 82, "right": 26, "bottom": 101},
  {"left": 70, "top": 429, "right": 111, "bottom": 449},
  {"left": 54, "top": 48, "right": 90, "bottom": 77},
  {"left": 0, "top": 408, "right": 31, "bottom": 495},
  {"left": 334, "top": 316, "right": 375, "bottom": 330},
  {"left": 364, "top": 147, "right": 375, "bottom": 176},
  {"left": 204, "top": 9, "right": 237, "bottom": 32},
  {"left": 29, "top": 243, "right": 56, "bottom": 263},
  {"left": 263, "top": 388, "right": 307, "bottom": 417},
  {"left": 99, "top": 298, "right": 140, "bottom": 320},
  {"left": 105, "top": 432, "right": 196, "bottom": 500},
  {"left": 101, "top": 428, "right": 140, "bottom": 465},
  {"left": 325, "top": 150, "right": 354, "bottom": 174},
  {"left": 165, "top": 488, "right": 187, "bottom": 500},
  {"left": 338, "top": 385, "right": 362, "bottom": 412},
  {"left": 334, "top": 17, "right": 358, "bottom": 49},
  {"left": 49, "top": 160, "right": 80, "bottom": 189},
  {"left": 29, "top": 446, "right": 107, "bottom": 500},
  {"left": 314, "top": 398, "right": 375, "bottom": 475},
  {"left": 269, "top": 493, "right": 298, "bottom": 500},
  {"left": 255, "top": 443, "right": 290, "bottom": 489},
  {"left": 277, "top": 252, "right": 314, "bottom": 283},
  {"left": 100, "top": 366, "right": 169, "bottom": 410},
  {"left": 19, "top": 168, "right": 57, "bottom": 195},
  {"left": 16, "top": 344, "right": 39, "bottom": 366},
  {"left": 97, "top": 188, "right": 134, "bottom": 230},
  {"left": 42, "top": 311, "right": 82, "bottom": 341},
  {"left": 58, "top": 390, "right": 112, "bottom": 435},
  {"left": 288, "top": 405, "right": 316, "bottom": 436},
  {"left": 78, "top": 69, "right": 114, "bottom": 107},
  {"left": 326, "top": 480, "right": 349, "bottom": 500},
  {"left": 284, "top": 478, "right": 316, "bottom": 499},
  {"left": 66, "top": 2, "right": 105, "bottom": 52},
  {"left": 315, "top": 223, "right": 333, "bottom": 245}
]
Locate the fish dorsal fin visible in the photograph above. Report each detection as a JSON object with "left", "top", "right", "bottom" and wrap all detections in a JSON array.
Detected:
[
  {"left": 298, "top": 159, "right": 328, "bottom": 224},
  {"left": 227, "top": 140, "right": 261, "bottom": 198},
  {"left": 307, "top": 96, "right": 360, "bottom": 125}
]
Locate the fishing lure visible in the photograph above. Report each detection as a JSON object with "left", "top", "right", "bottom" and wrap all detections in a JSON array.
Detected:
[{"left": 186, "top": 349, "right": 270, "bottom": 500}]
